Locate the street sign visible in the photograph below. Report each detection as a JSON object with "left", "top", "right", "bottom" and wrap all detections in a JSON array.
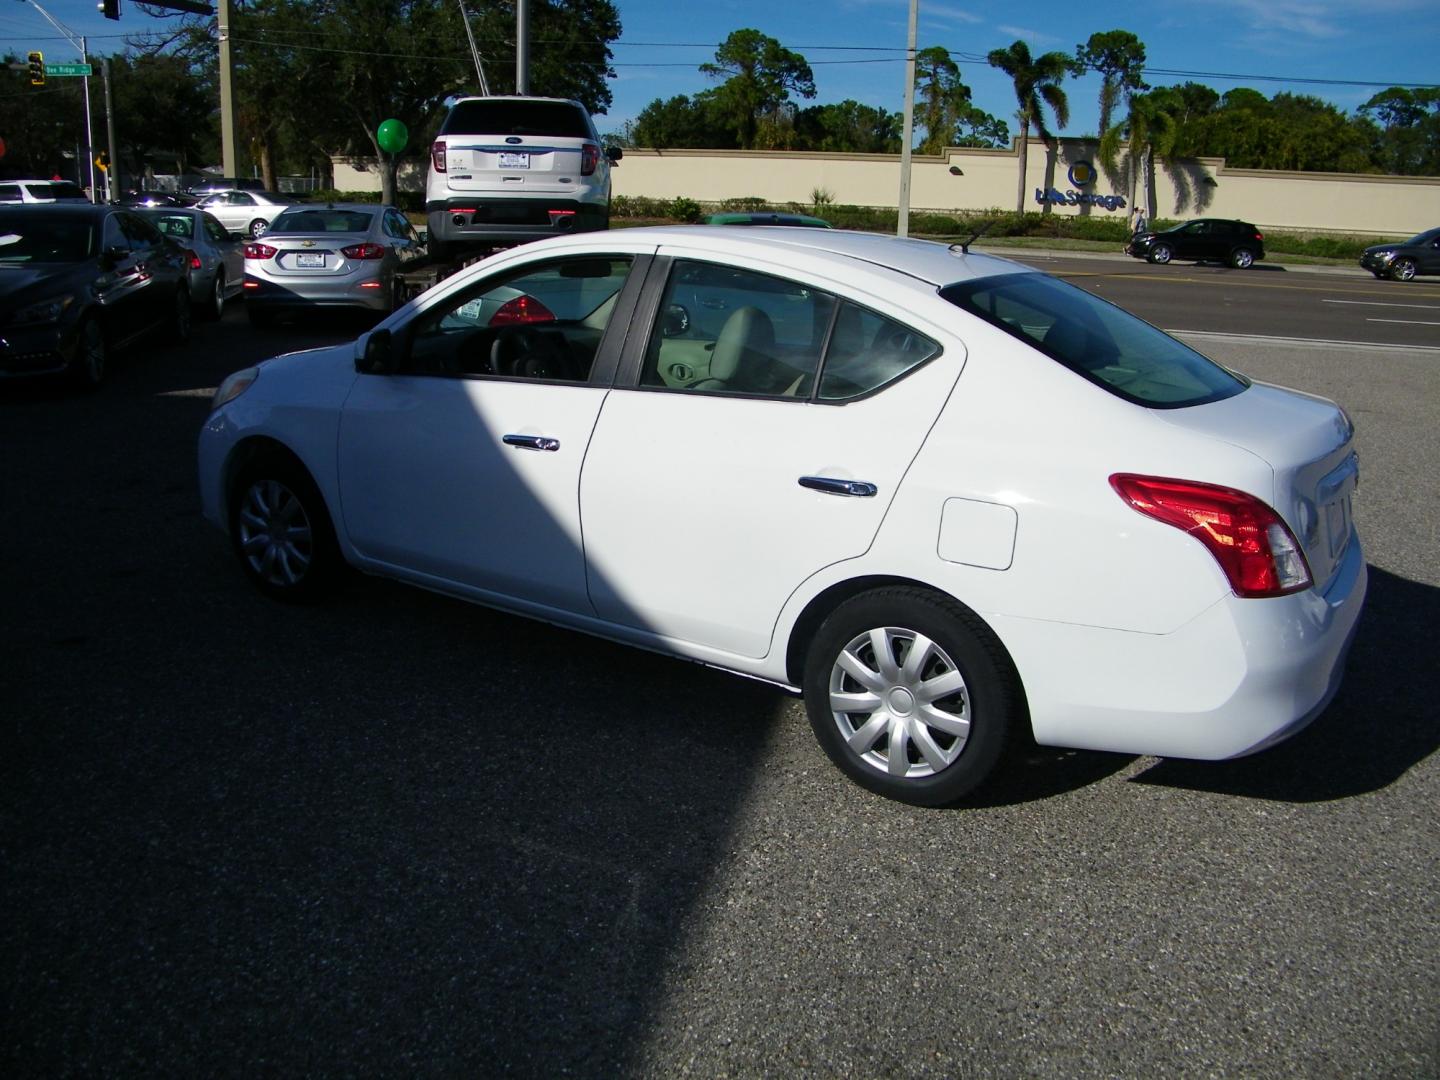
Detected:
[{"left": 45, "top": 63, "right": 94, "bottom": 77}]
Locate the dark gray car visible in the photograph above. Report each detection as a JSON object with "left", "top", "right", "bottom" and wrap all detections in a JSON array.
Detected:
[{"left": 1359, "top": 227, "right": 1440, "bottom": 282}]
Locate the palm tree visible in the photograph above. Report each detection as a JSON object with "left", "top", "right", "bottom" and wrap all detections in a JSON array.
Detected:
[
  {"left": 987, "top": 40, "right": 1073, "bottom": 212},
  {"left": 1098, "top": 88, "right": 1181, "bottom": 219}
]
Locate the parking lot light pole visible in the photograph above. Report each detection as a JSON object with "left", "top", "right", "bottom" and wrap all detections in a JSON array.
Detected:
[{"left": 19, "top": 0, "right": 97, "bottom": 199}]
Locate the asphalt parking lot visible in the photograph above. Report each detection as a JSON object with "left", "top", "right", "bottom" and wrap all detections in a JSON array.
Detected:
[{"left": 2, "top": 299, "right": 1437, "bottom": 1076}]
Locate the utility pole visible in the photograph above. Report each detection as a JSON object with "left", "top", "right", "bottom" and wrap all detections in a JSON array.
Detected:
[
  {"left": 19, "top": 2, "right": 97, "bottom": 200},
  {"left": 515, "top": 0, "right": 528, "bottom": 95},
  {"left": 218, "top": 0, "right": 239, "bottom": 176},
  {"left": 896, "top": 0, "right": 918, "bottom": 237},
  {"left": 102, "top": 58, "right": 119, "bottom": 200}
]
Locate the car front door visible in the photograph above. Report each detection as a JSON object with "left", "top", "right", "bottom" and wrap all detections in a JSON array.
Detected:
[
  {"left": 578, "top": 255, "right": 962, "bottom": 659},
  {"left": 335, "top": 252, "right": 646, "bottom": 613}
]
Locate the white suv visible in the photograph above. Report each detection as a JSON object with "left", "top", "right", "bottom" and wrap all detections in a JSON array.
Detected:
[
  {"left": 426, "top": 96, "right": 621, "bottom": 261},
  {"left": 0, "top": 179, "right": 89, "bottom": 204}
]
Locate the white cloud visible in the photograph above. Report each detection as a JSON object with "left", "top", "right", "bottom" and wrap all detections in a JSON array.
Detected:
[{"left": 994, "top": 25, "right": 1063, "bottom": 47}]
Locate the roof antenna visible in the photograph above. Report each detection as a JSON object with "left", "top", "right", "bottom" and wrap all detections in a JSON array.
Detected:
[{"left": 950, "top": 220, "right": 994, "bottom": 255}]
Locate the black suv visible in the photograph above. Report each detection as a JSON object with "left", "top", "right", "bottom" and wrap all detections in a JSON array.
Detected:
[{"left": 1126, "top": 218, "right": 1266, "bottom": 269}]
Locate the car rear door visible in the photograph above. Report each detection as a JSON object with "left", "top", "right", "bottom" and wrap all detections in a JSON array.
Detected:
[{"left": 578, "top": 254, "right": 962, "bottom": 659}]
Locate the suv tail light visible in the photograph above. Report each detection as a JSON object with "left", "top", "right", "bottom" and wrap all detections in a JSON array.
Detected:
[
  {"left": 1110, "top": 474, "right": 1312, "bottom": 598},
  {"left": 489, "top": 295, "right": 556, "bottom": 326},
  {"left": 431, "top": 139, "right": 447, "bottom": 173},
  {"left": 580, "top": 143, "right": 600, "bottom": 176},
  {"left": 340, "top": 242, "right": 387, "bottom": 260},
  {"left": 243, "top": 242, "right": 277, "bottom": 259},
  {"left": 1254, "top": 230, "right": 1264, "bottom": 241}
]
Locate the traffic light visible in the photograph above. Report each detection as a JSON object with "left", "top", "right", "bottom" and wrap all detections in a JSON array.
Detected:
[
  {"left": 98, "top": 0, "right": 121, "bottom": 20},
  {"left": 28, "top": 51, "right": 45, "bottom": 87}
]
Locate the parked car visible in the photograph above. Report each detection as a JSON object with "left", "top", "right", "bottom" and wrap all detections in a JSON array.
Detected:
[
  {"left": 706, "top": 212, "right": 832, "bottom": 228},
  {"left": 199, "top": 226, "right": 1365, "bottom": 806},
  {"left": 117, "top": 189, "right": 198, "bottom": 208},
  {"left": 184, "top": 176, "right": 267, "bottom": 198},
  {"left": 139, "top": 206, "right": 245, "bottom": 319},
  {"left": 426, "top": 95, "right": 621, "bottom": 262},
  {"left": 194, "top": 189, "right": 296, "bottom": 239},
  {"left": 241, "top": 202, "right": 426, "bottom": 325},
  {"left": 0, "top": 204, "right": 191, "bottom": 389},
  {"left": 0, "top": 179, "right": 89, "bottom": 204},
  {"left": 1126, "top": 218, "right": 1266, "bottom": 268},
  {"left": 1358, "top": 228, "right": 1440, "bottom": 282}
]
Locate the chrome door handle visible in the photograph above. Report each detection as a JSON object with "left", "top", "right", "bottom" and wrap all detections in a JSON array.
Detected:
[
  {"left": 799, "top": 476, "right": 877, "bottom": 498},
  {"left": 503, "top": 434, "right": 560, "bottom": 452}
]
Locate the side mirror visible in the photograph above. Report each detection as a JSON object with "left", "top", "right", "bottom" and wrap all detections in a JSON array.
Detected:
[
  {"left": 100, "top": 245, "right": 128, "bottom": 269},
  {"left": 355, "top": 329, "right": 396, "bottom": 375},
  {"left": 606, "top": 146, "right": 623, "bottom": 165}
]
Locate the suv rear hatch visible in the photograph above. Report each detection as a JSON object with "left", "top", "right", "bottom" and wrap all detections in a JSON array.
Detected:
[
  {"left": 1158, "top": 381, "right": 1358, "bottom": 591},
  {"left": 433, "top": 99, "right": 596, "bottom": 197}
]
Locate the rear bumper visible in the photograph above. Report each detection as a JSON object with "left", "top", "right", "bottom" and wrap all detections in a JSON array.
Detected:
[
  {"left": 996, "top": 529, "right": 1368, "bottom": 760},
  {"left": 426, "top": 198, "right": 608, "bottom": 249},
  {"left": 243, "top": 272, "right": 392, "bottom": 312}
]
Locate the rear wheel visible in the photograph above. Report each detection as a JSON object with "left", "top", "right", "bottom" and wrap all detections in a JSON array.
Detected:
[
  {"left": 802, "top": 588, "right": 1023, "bottom": 806},
  {"left": 204, "top": 270, "right": 227, "bottom": 321},
  {"left": 1229, "top": 247, "right": 1256, "bottom": 269},
  {"left": 167, "top": 286, "right": 192, "bottom": 344},
  {"left": 1148, "top": 243, "right": 1173, "bottom": 265},
  {"left": 230, "top": 457, "right": 341, "bottom": 602},
  {"left": 247, "top": 218, "right": 268, "bottom": 239},
  {"left": 1390, "top": 258, "right": 1418, "bottom": 282}
]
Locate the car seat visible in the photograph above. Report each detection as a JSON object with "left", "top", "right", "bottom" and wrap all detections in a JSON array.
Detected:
[{"left": 692, "top": 306, "right": 776, "bottom": 393}]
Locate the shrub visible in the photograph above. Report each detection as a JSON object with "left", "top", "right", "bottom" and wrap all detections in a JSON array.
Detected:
[
  {"left": 719, "top": 196, "right": 768, "bottom": 212},
  {"left": 669, "top": 196, "right": 703, "bottom": 223}
]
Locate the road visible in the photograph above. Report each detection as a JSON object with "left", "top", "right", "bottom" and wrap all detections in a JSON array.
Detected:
[
  {"left": 1000, "top": 249, "right": 1440, "bottom": 349},
  {"left": 2, "top": 264, "right": 1437, "bottom": 1077}
]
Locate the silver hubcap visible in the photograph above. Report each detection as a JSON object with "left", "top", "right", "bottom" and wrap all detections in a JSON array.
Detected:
[
  {"left": 237, "top": 479, "right": 313, "bottom": 587},
  {"left": 1396, "top": 261, "right": 1415, "bottom": 281},
  {"left": 1235, "top": 251, "right": 1252, "bottom": 268},
  {"left": 1154, "top": 247, "right": 1170, "bottom": 263},
  {"left": 828, "top": 626, "right": 971, "bottom": 779}
]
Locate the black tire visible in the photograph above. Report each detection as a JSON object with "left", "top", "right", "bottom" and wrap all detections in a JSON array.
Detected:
[
  {"left": 1229, "top": 247, "right": 1256, "bottom": 269},
  {"left": 247, "top": 218, "right": 268, "bottom": 239},
  {"left": 1390, "top": 258, "right": 1417, "bottom": 282},
  {"left": 68, "top": 316, "right": 107, "bottom": 391},
  {"left": 229, "top": 456, "right": 342, "bottom": 602},
  {"left": 1148, "top": 243, "right": 1173, "bottom": 265},
  {"left": 166, "top": 286, "right": 192, "bottom": 344},
  {"left": 203, "top": 270, "right": 226, "bottom": 321},
  {"left": 802, "top": 587, "right": 1023, "bottom": 806}
]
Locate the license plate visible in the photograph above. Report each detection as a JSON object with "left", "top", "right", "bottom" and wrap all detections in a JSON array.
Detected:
[
  {"left": 296, "top": 252, "right": 325, "bottom": 268},
  {"left": 1325, "top": 495, "right": 1351, "bottom": 558},
  {"left": 498, "top": 151, "right": 529, "bottom": 169}
]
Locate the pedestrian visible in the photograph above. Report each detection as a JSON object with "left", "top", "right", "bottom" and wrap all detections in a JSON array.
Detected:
[{"left": 1132, "top": 206, "right": 1149, "bottom": 235}]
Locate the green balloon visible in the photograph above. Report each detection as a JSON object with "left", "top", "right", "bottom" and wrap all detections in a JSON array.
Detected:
[{"left": 376, "top": 118, "right": 409, "bottom": 155}]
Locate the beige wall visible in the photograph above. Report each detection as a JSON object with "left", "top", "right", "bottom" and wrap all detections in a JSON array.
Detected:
[{"left": 333, "top": 140, "right": 1440, "bottom": 237}]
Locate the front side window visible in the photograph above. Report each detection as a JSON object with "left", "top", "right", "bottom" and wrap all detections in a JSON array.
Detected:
[
  {"left": 404, "top": 255, "right": 634, "bottom": 381},
  {"left": 941, "top": 272, "right": 1248, "bottom": 408},
  {"left": 203, "top": 214, "right": 230, "bottom": 243}
]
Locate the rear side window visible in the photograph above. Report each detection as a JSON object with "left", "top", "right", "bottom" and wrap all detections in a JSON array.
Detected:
[
  {"left": 441, "top": 100, "right": 591, "bottom": 138},
  {"left": 36, "top": 181, "right": 85, "bottom": 200},
  {"left": 941, "top": 273, "right": 1248, "bottom": 408}
]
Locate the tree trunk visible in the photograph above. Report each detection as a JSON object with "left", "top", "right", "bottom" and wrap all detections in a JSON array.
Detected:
[
  {"left": 259, "top": 139, "right": 277, "bottom": 192},
  {"left": 381, "top": 155, "right": 398, "bottom": 205},
  {"left": 1014, "top": 115, "right": 1030, "bottom": 213}
]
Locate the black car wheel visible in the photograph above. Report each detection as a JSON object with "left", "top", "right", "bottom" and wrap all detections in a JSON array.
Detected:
[
  {"left": 1229, "top": 247, "right": 1256, "bottom": 269},
  {"left": 204, "top": 270, "right": 226, "bottom": 321},
  {"left": 1148, "top": 243, "right": 1173, "bottom": 265},
  {"left": 230, "top": 456, "right": 342, "bottom": 602},
  {"left": 802, "top": 587, "right": 1023, "bottom": 806},
  {"left": 247, "top": 218, "right": 268, "bottom": 239},
  {"left": 167, "top": 286, "right": 192, "bottom": 344},
  {"left": 1390, "top": 258, "right": 1418, "bottom": 282},
  {"left": 68, "top": 316, "right": 107, "bottom": 391}
]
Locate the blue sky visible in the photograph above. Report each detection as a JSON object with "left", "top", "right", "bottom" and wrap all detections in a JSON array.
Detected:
[{"left": 4, "top": 0, "right": 1438, "bottom": 140}]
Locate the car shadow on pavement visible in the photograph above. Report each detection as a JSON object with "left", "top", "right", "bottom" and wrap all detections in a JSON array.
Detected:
[{"left": 1130, "top": 565, "right": 1437, "bottom": 801}]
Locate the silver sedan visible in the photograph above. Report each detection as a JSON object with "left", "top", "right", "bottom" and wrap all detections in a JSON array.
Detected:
[
  {"left": 241, "top": 203, "right": 427, "bottom": 325},
  {"left": 139, "top": 207, "right": 246, "bottom": 320},
  {"left": 193, "top": 189, "right": 296, "bottom": 239}
]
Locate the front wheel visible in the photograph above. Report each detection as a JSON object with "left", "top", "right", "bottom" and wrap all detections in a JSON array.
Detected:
[
  {"left": 1148, "top": 243, "right": 1173, "bottom": 265},
  {"left": 247, "top": 218, "right": 268, "bottom": 239},
  {"left": 230, "top": 458, "right": 342, "bottom": 602},
  {"left": 1390, "top": 258, "right": 1417, "bottom": 282},
  {"left": 802, "top": 588, "right": 1023, "bottom": 806},
  {"left": 1229, "top": 247, "right": 1256, "bottom": 269},
  {"left": 68, "top": 316, "right": 107, "bottom": 391}
]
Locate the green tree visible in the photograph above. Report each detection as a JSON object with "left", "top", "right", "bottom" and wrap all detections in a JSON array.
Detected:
[
  {"left": 0, "top": 54, "right": 96, "bottom": 182},
  {"left": 700, "top": 29, "right": 816, "bottom": 150},
  {"left": 1099, "top": 86, "right": 1181, "bottom": 214},
  {"left": 794, "top": 100, "right": 901, "bottom": 153},
  {"left": 1072, "top": 30, "right": 1147, "bottom": 138},
  {"left": 108, "top": 51, "right": 216, "bottom": 182},
  {"left": 913, "top": 46, "right": 969, "bottom": 154},
  {"left": 1360, "top": 87, "right": 1440, "bottom": 174},
  {"left": 953, "top": 104, "right": 1010, "bottom": 149},
  {"left": 987, "top": 40, "right": 1073, "bottom": 212},
  {"left": 627, "top": 93, "right": 733, "bottom": 149}
]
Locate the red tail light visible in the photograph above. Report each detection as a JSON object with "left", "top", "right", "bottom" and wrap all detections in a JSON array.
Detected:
[
  {"left": 1254, "top": 231, "right": 1264, "bottom": 241},
  {"left": 341, "top": 242, "right": 387, "bottom": 260},
  {"left": 431, "top": 140, "right": 447, "bottom": 173},
  {"left": 1110, "top": 474, "right": 1312, "bottom": 598},
  {"left": 243, "top": 242, "right": 277, "bottom": 259},
  {"left": 489, "top": 295, "right": 556, "bottom": 326},
  {"left": 580, "top": 143, "right": 599, "bottom": 176},
  {"left": 185, "top": 249, "right": 202, "bottom": 270}
]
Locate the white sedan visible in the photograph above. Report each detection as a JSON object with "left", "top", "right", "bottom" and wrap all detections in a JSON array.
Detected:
[
  {"left": 199, "top": 227, "right": 1366, "bottom": 805},
  {"left": 193, "top": 189, "right": 294, "bottom": 239}
]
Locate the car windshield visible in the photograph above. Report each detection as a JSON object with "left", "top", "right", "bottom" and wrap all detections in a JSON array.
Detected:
[
  {"left": 441, "top": 100, "right": 590, "bottom": 137},
  {"left": 269, "top": 209, "right": 374, "bottom": 234},
  {"left": 940, "top": 272, "right": 1249, "bottom": 408},
  {"left": 150, "top": 213, "right": 195, "bottom": 239},
  {"left": 0, "top": 214, "right": 97, "bottom": 262}
]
